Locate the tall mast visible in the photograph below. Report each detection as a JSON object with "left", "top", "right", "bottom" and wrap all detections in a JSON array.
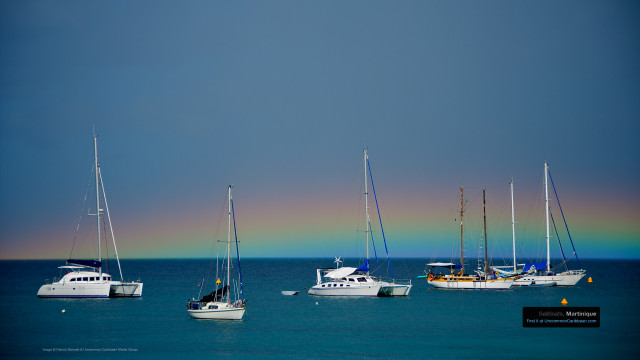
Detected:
[
  {"left": 544, "top": 163, "right": 551, "bottom": 274},
  {"left": 94, "top": 134, "right": 102, "bottom": 278},
  {"left": 363, "top": 149, "right": 370, "bottom": 276},
  {"left": 459, "top": 186, "right": 464, "bottom": 275},
  {"left": 227, "top": 185, "right": 232, "bottom": 303},
  {"left": 483, "top": 188, "right": 489, "bottom": 276},
  {"left": 510, "top": 179, "right": 516, "bottom": 272}
]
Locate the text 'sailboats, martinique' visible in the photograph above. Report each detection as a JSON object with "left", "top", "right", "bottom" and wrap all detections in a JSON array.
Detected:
[
  {"left": 187, "top": 186, "right": 246, "bottom": 320},
  {"left": 37, "top": 134, "right": 143, "bottom": 298},
  {"left": 308, "top": 149, "right": 412, "bottom": 297},
  {"left": 420, "top": 187, "right": 515, "bottom": 290},
  {"left": 513, "top": 163, "right": 586, "bottom": 286}
]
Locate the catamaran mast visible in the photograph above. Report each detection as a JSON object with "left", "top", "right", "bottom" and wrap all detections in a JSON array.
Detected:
[
  {"left": 227, "top": 185, "right": 232, "bottom": 304},
  {"left": 363, "top": 149, "right": 370, "bottom": 276},
  {"left": 544, "top": 163, "right": 551, "bottom": 274},
  {"left": 510, "top": 179, "right": 516, "bottom": 272},
  {"left": 94, "top": 135, "right": 102, "bottom": 278},
  {"left": 483, "top": 188, "right": 489, "bottom": 277},
  {"left": 460, "top": 186, "right": 464, "bottom": 275}
]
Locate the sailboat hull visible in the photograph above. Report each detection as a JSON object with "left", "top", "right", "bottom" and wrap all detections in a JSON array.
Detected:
[
  {"left": 514, "top": 271, "right": 585, "bottom": 287},
  {"left": 37, "top": 282, "right": 111, "bottom": 298},
  {"left": 109, "top": 281, "right": 143, "bottom": 297},
  {"left": 428, "top": 278, "right": 514, "bottom": 290},
  {"left": 308, "top": 284, "right": 382, "bottom": 296},
  {"left": 378, "top": 283, "right": 412, "bottom": 296},
  {"left": 188, "top": 301, "right": 246, "bottom": 320}
]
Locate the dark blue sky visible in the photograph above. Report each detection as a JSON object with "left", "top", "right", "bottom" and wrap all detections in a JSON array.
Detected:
[{"left": 1, "top": 1, "right": 639, "bottom": 258}]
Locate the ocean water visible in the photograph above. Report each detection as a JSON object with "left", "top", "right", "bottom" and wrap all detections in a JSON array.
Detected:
[{"left": 1, "top": 259, "right": 638, "bottom": 359}]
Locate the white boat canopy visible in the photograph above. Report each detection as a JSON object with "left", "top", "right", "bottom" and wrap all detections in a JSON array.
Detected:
[
  {"left": 426, "top": 262, "right": 462, "bottom": 268},
  {"left": 58, "top": 266, "right": 86, "bottom": 270},
  {"left": 324, "top": 267, "right": 357, "bottom": 279}
]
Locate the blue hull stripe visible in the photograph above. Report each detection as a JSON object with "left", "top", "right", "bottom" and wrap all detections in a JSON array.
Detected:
[{"left": 38, "top": 295, "right": 109, "bottom": 298}]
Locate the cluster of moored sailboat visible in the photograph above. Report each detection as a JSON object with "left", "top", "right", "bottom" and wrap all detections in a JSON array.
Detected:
[
  {"left": 419, "top": 163, "right": 586, "bottom": 289},
  {"left": 37, "top": 135, "right": 586, "bottom": 321}
]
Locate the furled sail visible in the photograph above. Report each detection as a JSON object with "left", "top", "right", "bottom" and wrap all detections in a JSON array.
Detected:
[{"left": 200, "top": 285, "right": 229, "bottom": 302}]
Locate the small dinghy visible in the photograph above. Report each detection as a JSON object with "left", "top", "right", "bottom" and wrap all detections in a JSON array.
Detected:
[{"left": 281, "top": 291, "right": 299, "bottom": 296}]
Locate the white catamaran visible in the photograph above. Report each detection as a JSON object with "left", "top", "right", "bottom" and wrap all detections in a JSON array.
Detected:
[
  {"left": 421, "top": 187, "right": 515, "bottom": 290},
  {"left": 37, "top": 134, "right": 143, "bottom": 298},
  {"left": 187, "top": 186, "right": 246, "bottom": 320},
  {"left": 513, "top": 163, "right": 586, "bottom": 286},
  {"left": 308, "top": 149, "right": 412, "bottom": 297}
]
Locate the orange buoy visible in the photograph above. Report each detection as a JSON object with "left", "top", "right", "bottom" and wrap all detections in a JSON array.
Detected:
[
  {"left": 561, "top": 298, "right": 568, "bottom": 306},
  {"left": 587, "top": 277, "right": 593, "bottom": 283}
]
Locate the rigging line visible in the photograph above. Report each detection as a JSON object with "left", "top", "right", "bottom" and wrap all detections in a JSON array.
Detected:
[
  {"left": 366, "top": 157, "right": 393, "bottom": 279},
  {"left": 69, "top": 163, "right": 95, "bottom": 259},
  {"left": 547, "top": 169, "right": 582, "bottom": 269},
  {"left": 368, "top": 221, "right": 381, "bottom": 278},
  {"left": 203, "top": 191, "right": 229, "bottom": 297},
  {"left": 101, "top": 205, "right": 110, "bottom": 275},
  {"left": 231, "top": 199, "right": 243, "bottom": 298},
  {"left": 549, "top": 210, "right": 569, "bottom": 272}
]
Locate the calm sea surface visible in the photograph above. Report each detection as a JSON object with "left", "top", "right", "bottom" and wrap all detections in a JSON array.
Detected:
[{"left": 1, "top": 259, "right": 638, "bottom": 359}]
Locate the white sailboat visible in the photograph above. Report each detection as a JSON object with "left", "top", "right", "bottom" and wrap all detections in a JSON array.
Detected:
[
  {"left": 422, "top": 187, "right": 515, "bottom": 290},
  {"left": 37, "top": 134, "right": 143, "bottom": 298},
  {"left": 308, "top": 149, "right": 412, "bottom": 297},
  {"left": 513, "top": 163, "right": 586, "bottom": 286},
  {"left": 187, "top": 186, "right": 246, "bottom": 320}
]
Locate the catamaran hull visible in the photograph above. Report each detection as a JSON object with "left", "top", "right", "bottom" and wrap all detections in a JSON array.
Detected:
[
  {"left": 514, "top": 272, "right": 585, "bottom": 287},
  {"left": 378, "top": 284, "right": 412, "bottom": 296},
  {"left": 308, "top": 285, "right": 382, "bottom": 296},
  {"left": 188, "top": 308, "right": 245, "bottom": 320},
  {"left": 37, "top": 283, "right": 111, "bottom": 298},
  {"left": 428, "top": 279, "right": 514, "bottom": 290},
  {"left": 110, "top": 281, "right": 143, "bottom": 297}
]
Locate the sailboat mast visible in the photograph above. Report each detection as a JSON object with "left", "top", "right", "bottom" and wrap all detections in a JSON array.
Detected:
[
  {"left": 227, "top": 185, "right": 232, "bottom": 303},
  {"left": 460, "top": 186, "right": 464, "bottom": 275},
  {"left": 363, "top": 149, "right": 370, "bottom": 276},
  {"left": 544, "top": 163, "right": 551, "bottom": 274},
  {"left": 483, "top": 188, "right": 489, "bottom": 276},
  {"left": 94, "top": 135, "right": 102, "bottom": 278},
  {"left": 510, "top": 179, "right": 516, "bottom": 272}
]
